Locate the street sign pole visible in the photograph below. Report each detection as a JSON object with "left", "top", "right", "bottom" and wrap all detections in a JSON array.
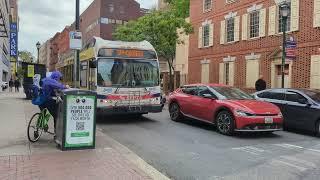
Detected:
[{"left": 74, "top": 0, "right": 80, "bottom": 88}]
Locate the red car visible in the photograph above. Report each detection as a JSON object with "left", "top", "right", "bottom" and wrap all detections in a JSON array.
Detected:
[{"left": 168, "top": 84, "right": 283, "bottom": 135}]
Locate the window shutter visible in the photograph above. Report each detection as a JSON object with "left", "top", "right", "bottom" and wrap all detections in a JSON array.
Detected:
[
  {"left": 201, "top": 63, "right": 210, "bottom": 83},
  {"left": 220, "top": 21, "right": 226, "bottom": 44},
  {"left": 219, "top": 63, "right": 225, "bottom": 84},
  {"left": 234, "top": 16, "right": 240, "bottom": 42},
  {"left": 246, "top": 60, "right": 260, "bottom": 88},
  {"left": 198, "top": 26, "right": 203, "bottom": 48},
  {"left": 242, "top": 14, "right": 248, "bottom": 40},
  {"left": 229, "top": 62, "right": 235, "bottom": 86},
  {"left": 268, "top": 6, "right": 276, "bottom": 36},
  {"left": 290, "top": 0, "right": 300, "bottom": 31},
  {"left": 310, "top": 55, "right": 320, "bottom": 89},
  {"left": 314, "top": 0, "right": 320, "bottom": 27},
  {"left": 209, "top": 23, "right": 214, "bottom": 46},
  {"left": 259, "top": 8, "right": 266, "bottom": 37}
]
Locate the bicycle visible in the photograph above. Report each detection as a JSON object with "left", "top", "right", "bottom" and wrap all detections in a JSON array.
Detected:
[
  {"left": 27, "top": 91, "right": 63, "bottom": 143},
  {"left": 27, "top": 108, "right": 55, "bottom": 142}
]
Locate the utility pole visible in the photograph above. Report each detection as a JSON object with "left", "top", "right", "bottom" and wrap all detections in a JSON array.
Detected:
[{"left": 74, "top": 0, "right": 80, "bottom": 88}]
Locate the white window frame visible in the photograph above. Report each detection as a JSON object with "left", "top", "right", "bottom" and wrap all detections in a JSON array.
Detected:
[
  {"left": 202, "top": 24, "right": 210, "bottom": 47},
  {"left": 226, "top": 17, "right": 235, "bottom": 43},
  {"left": 203, "top": 0, "right": 212, "bottom": 13},
  {"left": 249, "top": 11, "right": 260, "bottom": 39},
  {"left": 226, "top": 0, "right": 236, "bottom": 4}
]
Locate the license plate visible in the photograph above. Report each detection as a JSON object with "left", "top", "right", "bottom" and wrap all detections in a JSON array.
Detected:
[{"left": 265, "top": 117, "right": 273, "bottom": 124}]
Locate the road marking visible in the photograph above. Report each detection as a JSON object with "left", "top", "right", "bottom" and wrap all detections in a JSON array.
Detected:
[
  {"left": 281, "top": 156, "right": 317, "bottom": 169},
  {"left": 232, "top": 146, "right": 265, "bottom": 155},
  {"left": 274, "top": 143, "right": 304, "bottom": 150},
  {"left": 272, "top": 159, "right": 308, "bottom": 172}
]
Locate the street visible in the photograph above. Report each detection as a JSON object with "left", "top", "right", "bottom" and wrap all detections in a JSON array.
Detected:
[{"left": 98, "top": 111, "right": 320, "bottom": 180}]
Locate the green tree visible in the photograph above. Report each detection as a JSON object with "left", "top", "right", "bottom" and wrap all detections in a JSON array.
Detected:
[
  {"left": 18, "top": 51, "right": 35, "bottom": 63},
  {"left": 164, "top": 0, "right": 190, "bottom": 18},
  {"left": 113, "top": 10, "right": 193, "bottom": 91}
]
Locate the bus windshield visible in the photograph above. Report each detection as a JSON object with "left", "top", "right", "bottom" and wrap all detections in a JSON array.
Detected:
[{"left": 97, "top": 58, "right": 159, "bottom": 88}]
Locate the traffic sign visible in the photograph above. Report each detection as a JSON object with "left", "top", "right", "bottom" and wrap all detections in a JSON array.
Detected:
[{"left": 69, "top": 31, "right": 82, "bottom": 50}]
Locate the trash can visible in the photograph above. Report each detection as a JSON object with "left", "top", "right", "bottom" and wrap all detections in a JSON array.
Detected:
[{"left": 55, "top": 89, "right": 97, "bottom": 151}]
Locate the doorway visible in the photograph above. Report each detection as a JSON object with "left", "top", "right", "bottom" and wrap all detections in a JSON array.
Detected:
[{"left": 271, "top": 59, "right": 292, "bottom": 88}]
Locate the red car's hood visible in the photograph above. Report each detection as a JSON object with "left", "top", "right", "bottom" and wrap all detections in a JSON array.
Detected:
[{"left": 224, "top": 100, "right": 280, "bottom": 115}]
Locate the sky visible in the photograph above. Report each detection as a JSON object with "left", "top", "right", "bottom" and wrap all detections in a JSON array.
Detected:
[{"left": 18, "top": 0, "right": 157, "bottom": 56}]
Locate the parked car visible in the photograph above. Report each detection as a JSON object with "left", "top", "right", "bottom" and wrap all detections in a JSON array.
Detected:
[
  {"left": 168, "top": 84, "right": 283, "bottom": 135},
  {"left": 1, "top": 81, "right": 8, "bottom": 90},
  {"left": 253, "top": 88, "right": 320, "bottom": 135}
]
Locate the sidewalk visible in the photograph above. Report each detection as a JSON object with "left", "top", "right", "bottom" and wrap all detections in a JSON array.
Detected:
[{"left": 0, "top": 92, "right": 169, "bottom": 180}]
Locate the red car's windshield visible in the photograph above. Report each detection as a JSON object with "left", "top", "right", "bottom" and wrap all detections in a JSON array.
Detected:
[{"left": 211, "top": 86, "right": 254, "bottom": 100}]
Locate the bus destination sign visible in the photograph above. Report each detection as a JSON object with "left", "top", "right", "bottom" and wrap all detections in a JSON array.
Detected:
[{"left": 98, "top": 48, "right": 157, "bottom": 59}]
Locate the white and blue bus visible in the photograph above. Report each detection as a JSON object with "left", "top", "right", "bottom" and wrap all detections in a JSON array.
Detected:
[{"left": 74, "top": 37, "right": 165, "bottom": 115}]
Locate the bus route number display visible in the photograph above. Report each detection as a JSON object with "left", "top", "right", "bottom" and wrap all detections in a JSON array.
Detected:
[
  {"left": 116, "top": 49, "right": 144, "bottom": 58},
  {"left": 65, "top": 95, "right": 95, "bottom": 148}
]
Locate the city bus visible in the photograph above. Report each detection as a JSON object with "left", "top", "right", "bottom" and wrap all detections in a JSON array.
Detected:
[{"left": 68, "top": 37, "right": 165, "bottom": 115}]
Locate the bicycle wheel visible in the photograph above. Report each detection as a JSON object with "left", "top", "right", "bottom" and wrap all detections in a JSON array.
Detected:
[{"left": 27, "top": 113, "right": 43, "bottom": 143}]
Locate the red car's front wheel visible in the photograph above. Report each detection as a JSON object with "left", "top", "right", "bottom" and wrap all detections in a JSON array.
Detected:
[
  {"left": 216, "top": 111, "right": 235, "bottom": 136},
  {"left": 169, "top": 103, "right": 183, "bottom": 122}
]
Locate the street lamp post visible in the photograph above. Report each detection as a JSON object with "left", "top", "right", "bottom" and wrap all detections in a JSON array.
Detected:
[
  {"left": 36, "top": 41, "right": 41, "bottom": 64},
  {"left": 280, "top": 2, "right": 290, "bottom": 88}
]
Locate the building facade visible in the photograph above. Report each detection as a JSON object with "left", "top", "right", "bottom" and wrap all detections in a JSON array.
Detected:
[
  {"left": 189, "top": 0, "right": 320, "bottom": 91},
  {"left": 175, "top": 17, "right": 190, "bottom": 87},
  {"left": 48, "top": 0, "right": 145, "bottom": 72},
  {"left": 0, "top": 0, "right": 11, "bottom": 88}
]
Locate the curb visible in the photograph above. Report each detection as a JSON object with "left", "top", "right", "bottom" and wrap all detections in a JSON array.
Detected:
[{"left": 97, "top": 128, "right": 171, "bottom": 180}]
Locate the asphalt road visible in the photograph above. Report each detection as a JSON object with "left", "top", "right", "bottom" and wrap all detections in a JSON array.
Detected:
[{"left": 98, "top": 110, "right": 320, "bottom": 180}]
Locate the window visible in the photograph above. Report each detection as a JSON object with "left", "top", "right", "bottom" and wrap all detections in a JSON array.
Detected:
[
  {"left": 203, "top": 24, "right": 210, "bottom": 47},
  {"left": 203, "top": 0, "right": 212, "bottom": 12},
  {"left": 226, "top": 18, "right": 235, "bottom": 42},
  {"left": 285, "top": 91, "right": 307, "bottom": 103},
  {"left": 278, "top": 3, "right": 291, "bottom": 33},
  {"left": 257, "top": 91, "right": 284, "bottom": 100},
  {"left": 249, "top": 11, "right": 260, "bottom": 38},
  {"left": 182, "top": 86, "right": 198, "bottom": 96},
  {"left": 80, "top": 61, "right": 88, "bottom": 87},
  {"left": 120, "top": 6, "right": 125, "bottom": 14},
  {"left": 198, "top": 86, "right": 217, "bottom": 98},
  {"left": 225, "top": 63, "right": 230, "bottom": 85},
  {"left": 226, "top": 0, "right": 236, "bottom": 4},
  {"left": 109, "top": 4, "right": 114, "bottom": 13},
  {"left": 116, "top": 20, "right": 123, "bottom": 25}
]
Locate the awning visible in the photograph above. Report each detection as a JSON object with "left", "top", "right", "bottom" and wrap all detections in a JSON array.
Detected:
[{"left": 0, "top": 7, "right": 8, "bottom": 38}]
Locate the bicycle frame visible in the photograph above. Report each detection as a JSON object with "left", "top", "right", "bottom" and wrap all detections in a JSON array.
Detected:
[{"left": 37, "top": 108, "right": 52, "bottom": 129}]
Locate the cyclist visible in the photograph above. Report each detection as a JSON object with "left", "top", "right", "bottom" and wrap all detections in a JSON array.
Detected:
[{"left": 32, "top": 71, "right": 68, "bottom": 133}]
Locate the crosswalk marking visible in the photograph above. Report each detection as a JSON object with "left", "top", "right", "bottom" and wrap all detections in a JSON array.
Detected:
[
  {"left": 232, "top": 146, "right": 265, "bottom": 155},
  {"left": 274, "top": 143, "right": 304, "bottom": 150},
  {"left": 271, "top": 159, "right": 308, "bottom": 172}
]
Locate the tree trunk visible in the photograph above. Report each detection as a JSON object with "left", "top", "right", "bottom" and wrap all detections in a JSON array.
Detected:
[{"left": 167, "top": 58, "right": 174, "bottom": 92}]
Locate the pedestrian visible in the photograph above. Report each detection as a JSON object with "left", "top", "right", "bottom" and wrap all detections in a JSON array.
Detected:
[
  {"left": 255, "top": 75, "right": 267, "bottom": 92},
  {"left": 9, "top": 79, "right": 14, "bottom": 92},
  {"left": 14, "top": 79, "right": 20, "bottom": 92}
]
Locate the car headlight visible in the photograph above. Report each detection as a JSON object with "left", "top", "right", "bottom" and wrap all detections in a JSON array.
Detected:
[{"left": 235, "top": 110, "right": 254, "bottom": 117}]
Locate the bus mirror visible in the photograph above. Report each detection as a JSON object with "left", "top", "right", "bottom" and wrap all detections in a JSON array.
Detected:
[{"left": 89, "top": 61, "right": 97, "bottom": 68}]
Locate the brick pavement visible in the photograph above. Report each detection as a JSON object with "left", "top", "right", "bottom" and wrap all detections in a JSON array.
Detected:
[{"left": 0, "top": 92, "right": 167, "bottom": 180}]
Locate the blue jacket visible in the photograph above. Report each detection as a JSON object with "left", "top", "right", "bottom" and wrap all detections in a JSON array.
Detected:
[{"left": 32, "top": 71, "right": 66, "bottom": 105}]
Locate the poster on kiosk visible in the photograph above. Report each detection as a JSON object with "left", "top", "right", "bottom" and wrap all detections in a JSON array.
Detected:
[{"left": 56, "top": 90, "right": 97, "bottom": 151}]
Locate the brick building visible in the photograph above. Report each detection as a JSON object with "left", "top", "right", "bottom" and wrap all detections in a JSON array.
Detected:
[
  {"left": 47, "top": 0, "right": 145, "bottom": 71},
  {"left": 79, "top": 0, "right": 144, "bottom": 44},
  {"left": 189, "top": 0, "right": 320, "bottom": 91}
]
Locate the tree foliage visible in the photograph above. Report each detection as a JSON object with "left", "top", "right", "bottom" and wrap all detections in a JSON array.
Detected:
[
  {"left": 18, "top": 51, "right": 35, "bottom": 63},
  {"left": 164, "top": 0, "right": 190, "bottom": 18},
  {"left": 113, "top": 10, "right": 193, "bottom": 91}
]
